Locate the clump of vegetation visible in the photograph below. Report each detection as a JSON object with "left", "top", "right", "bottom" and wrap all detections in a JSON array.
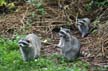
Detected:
[
  {"left": 24, "top": 0, "right": 46, "bottom": 28},
  {"left": 0, "top": 0, "right": 16, "bottom": 14},
  {"left": 0, "top": 0, "right": 27, "bottom": 14},
  {"left": 27, "top": 0, "right": 46, "bottom": 15},
  {"left": 85, "top": 0, "right": 108, "bottom": 11}
]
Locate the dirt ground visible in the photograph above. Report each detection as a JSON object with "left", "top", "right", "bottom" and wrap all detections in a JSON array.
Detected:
[{"left": 0, "top": 1, "right": 108, "bottom": 69}]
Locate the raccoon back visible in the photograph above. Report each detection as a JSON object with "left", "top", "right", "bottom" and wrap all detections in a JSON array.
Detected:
[{"left": 25, "top": 33, "right": 41, "bottom": 57}]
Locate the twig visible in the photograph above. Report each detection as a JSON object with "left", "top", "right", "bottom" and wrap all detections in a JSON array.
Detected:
[{"left": 20, "top": 7, "right": 29, "bottom": 25}]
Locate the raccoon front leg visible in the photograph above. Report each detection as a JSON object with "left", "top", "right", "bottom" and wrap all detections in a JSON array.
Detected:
[{"left": 20, "top": 47, "right": 29, "bottom": 61}]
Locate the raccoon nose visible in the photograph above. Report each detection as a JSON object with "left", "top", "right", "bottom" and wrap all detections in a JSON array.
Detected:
[
  {"left": 55, "top": 45, "right": 62, "bottom": 48},
  {"left": 55, "top": 45, "right": 60, "bottom": 48},
  {"left": 59, "top": 33, "right": 64, "bottom": 37},
  {"left": 59, "top": 34, "right": 63, "bottom": 37}
]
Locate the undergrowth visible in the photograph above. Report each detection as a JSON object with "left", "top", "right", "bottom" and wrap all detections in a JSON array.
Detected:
[
  {"left": 85, "top": 0, "right": 108, "bottom": 11},
  {"left": 27, "top": 0, "right": 46, "bottom": 15}
]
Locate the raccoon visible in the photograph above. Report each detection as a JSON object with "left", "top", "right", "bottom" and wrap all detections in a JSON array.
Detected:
[
  {"left": 77, "top": 18, "right": 90, "bottom": 37},
  {"left": 18, "top": 33, "right": 41, "bottom": 61},
  {"left": 57, "top": 27, "right": 81, "bottom": 61}
]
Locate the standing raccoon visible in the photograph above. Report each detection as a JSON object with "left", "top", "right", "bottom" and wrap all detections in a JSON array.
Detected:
[
  {"left": 18, "top": 33, "right": 41, "bottom": 61},
  {"left": 76, "top": 18, "right": 90, "bottom": 37},
  {"left": 57, "top": 27, "right": 81, "bottom": 61}
]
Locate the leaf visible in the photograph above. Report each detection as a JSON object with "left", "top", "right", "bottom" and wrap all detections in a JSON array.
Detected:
[
  {"left": 0, "top": 0, "right": 6, "bottom": 6},
  {"left": 7, "top": 3, "right": 15, "bottom": 9},
  {"left": 35, "top": 3, "right": 42, "bottom": 9}
]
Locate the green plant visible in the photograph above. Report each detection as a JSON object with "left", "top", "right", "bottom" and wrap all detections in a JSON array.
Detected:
[
  {"left": 0, "top": 0, "right": 16, "bottom": 14},
  {"left": 27, "top": 0, "right": 45, "bottom": 15},
  {"left": 85, "top": 0, "right": 108, "bottom": 11},
  {"left": 0, "top": 0, "right": 7, "bottom": 6}
]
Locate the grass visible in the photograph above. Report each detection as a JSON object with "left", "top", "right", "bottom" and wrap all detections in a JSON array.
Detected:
[{"left": 0, "top": 36, "right": 90, "bottom": 71}]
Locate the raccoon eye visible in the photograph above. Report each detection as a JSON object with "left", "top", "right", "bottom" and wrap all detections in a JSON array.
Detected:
[
  {"left": 78, "top": 22, "right": 85, "bottom": 26},
  {"left": 18, "top": 39, "right": 29, "bottom": 46},
  {"left": 82, "top": 19, "right": 87, "bottom": 23},
  {"left": 22, "top": 42, "right": 28, "bottom": 45},
  {"left": 78, "top": 22, "right": 84, "bottom": 24},
  {"left": 65, "top": 30, "right": 70, "bottom": 33},
  {"left": 26, "top": 40, "right": 30, "bottom": 43},
  {"left": 59, "top": 31, "right": 65, "bottom": 35}
]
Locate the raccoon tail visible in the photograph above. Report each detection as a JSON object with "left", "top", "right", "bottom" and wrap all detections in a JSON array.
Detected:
[{"left": 80, "top": 51, "right": 93, "bottom": 58}]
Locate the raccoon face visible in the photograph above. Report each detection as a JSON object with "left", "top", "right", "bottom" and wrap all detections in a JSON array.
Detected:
[
  {"left": 59, "top": 27, "right": 70, "bottom": 38},
  {"left": 77, "top": 18, "right": 90, "bottom": 26},
  {"left": 77, "top": 19, "right": 86, "bottom": 26},
  {"left": 18, "top": 39, "right": 30, "bottom": 48}
]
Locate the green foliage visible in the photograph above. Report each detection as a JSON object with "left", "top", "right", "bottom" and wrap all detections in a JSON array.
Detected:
[
  {"left": 85, "top": 0, "right": 108, "bottom": 11},
  {"left": 7, "top": 3, "right": 15, "bottom": 9},
  {"left": 0, "top": 0, "right": 16, "bottom": 14},
  {"left": 0, "top": 0, "right": 15, "bottom": 8},
  {"left": 0, "top": 0, "right": 6, "bottom": 6},
  {"left": 27, "top": 0, "right": 45, "bottom": 15}
]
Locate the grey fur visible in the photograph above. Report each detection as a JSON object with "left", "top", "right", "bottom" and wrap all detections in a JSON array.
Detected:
[
  {"left": 18, "top": 33, "right": 41, "bottom": 61},
  {"left": 57, "top": 27, "right": 80, "bottom": 61},
  {"left": 77, "top": 18, "right": 90, "bottom": 37}
]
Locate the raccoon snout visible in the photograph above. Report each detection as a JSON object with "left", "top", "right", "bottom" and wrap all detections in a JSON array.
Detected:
[
  {"left": 55, "top": 45, "right": 61, "bottom": 48},
  {"left": 19, "top": 43, "right": 24, "bottom": 47}
]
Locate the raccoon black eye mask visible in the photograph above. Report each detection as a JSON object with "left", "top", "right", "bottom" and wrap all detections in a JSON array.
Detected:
[{"left": 18, "top": 39, "right": 30, "bottom": 47}]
